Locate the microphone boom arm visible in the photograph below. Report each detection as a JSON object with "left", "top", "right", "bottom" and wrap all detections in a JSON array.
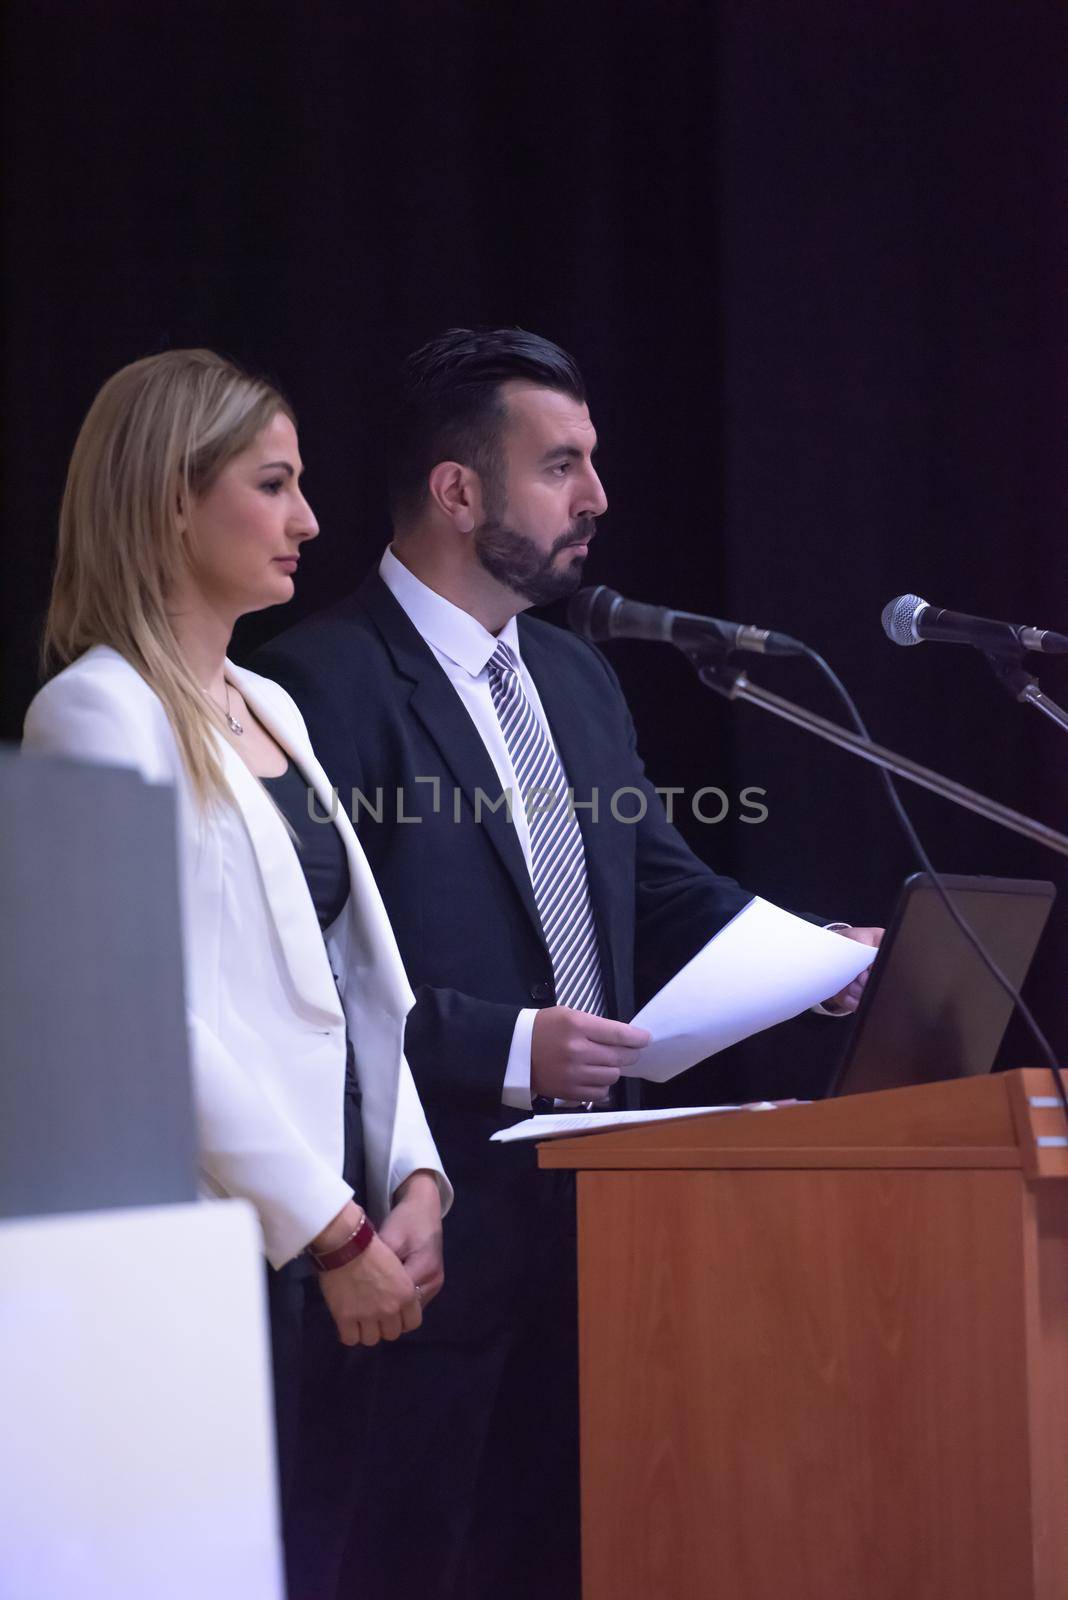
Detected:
[
  {"left": 982, "top": 653, "right": 1068, "bottom": 737},
  {"left": 694, "top": 654, "right": 1068, "bottom": 860}
]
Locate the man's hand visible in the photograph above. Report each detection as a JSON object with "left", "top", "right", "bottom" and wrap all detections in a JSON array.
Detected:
[
  {"left": 379, "top": 1169, "right": 445, "bottom": 1311},
  {"left": 531, "top": 1007, "right": 651, "bottom": 1103},
  {"left": 822, "top": 926, "right": 884, "bottom": 1013}
]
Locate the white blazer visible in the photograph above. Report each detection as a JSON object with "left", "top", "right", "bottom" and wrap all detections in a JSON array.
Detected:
[{"left": 22, "top": 645, "right": 452, "bottom": 1267}]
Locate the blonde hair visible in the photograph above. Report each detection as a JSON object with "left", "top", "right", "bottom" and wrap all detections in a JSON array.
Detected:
[{"left": 44, "top": 348, "right": 293, "bottom": 804}]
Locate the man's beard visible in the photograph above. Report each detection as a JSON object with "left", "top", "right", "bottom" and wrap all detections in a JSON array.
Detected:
[{"left": 474, "top": 515, "right": 596, "bottom": 607}]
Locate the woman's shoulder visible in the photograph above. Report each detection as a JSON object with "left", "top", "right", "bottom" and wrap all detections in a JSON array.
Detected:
[
  {"left": 40, "top": 643, "right": 157, "bottom": 693},
  {"left": 28, "top": 645, "right": 164, "bottom": 721},
  {"left": 23, "top": 646, "right": 175, "bottom": 774}
]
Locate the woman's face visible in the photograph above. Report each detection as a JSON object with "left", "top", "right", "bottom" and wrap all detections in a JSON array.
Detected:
[{"left": 183, "top": 411, "right": 319, "bottom": 618}]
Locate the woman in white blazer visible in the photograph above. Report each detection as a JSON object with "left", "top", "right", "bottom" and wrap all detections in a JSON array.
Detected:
[{"left": 23, "top": 348, "right": 452, "bottom": 1600}]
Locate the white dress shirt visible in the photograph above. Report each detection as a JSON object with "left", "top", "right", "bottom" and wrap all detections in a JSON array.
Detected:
[{"left": 380, "top": 545, "right": 565, "bottom": 1109}]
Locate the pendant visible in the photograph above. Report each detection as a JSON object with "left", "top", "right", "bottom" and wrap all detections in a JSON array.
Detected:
[{"left": 226, "top": 713, "right": 244, "bottom": 736}]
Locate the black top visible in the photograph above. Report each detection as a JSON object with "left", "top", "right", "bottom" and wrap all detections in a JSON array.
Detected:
[
  {"left": 262, "top": 759, "right": 364, "bottom": 1236},
  {"left": 262, "top": 762, "right": 350, "bottom": 931}
]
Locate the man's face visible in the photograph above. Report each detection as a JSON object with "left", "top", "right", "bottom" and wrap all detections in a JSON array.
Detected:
[{"left": 473, "top": 380, "right": 608, "bottom": 607}]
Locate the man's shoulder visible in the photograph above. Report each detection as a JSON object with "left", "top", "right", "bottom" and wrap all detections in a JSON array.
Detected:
[
  {"left": 255, "top": 587, "right": 380, "bottom": 666},
  {"left": 517, "top": 613, "right": 619, "bottom": 692}
]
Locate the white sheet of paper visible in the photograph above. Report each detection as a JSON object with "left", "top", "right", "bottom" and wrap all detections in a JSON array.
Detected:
[
  {"left": 626, "top": 896, "right": 877, "bottom": 1082},
  {"left": 490, "top": 1103, "right": 779, "bottom": 1144}
]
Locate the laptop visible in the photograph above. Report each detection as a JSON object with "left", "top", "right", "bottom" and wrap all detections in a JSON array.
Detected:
[{"left": 826, "top": 873, "right": 1056, "bottom": 1098}]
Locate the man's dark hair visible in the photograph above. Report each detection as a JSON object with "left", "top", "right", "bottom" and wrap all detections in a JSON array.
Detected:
[{"left": 387, "top": 327, "right": 586, "bottom": 526}]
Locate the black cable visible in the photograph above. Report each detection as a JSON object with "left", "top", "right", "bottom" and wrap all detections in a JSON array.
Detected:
[{"left": 798, "top": 644, "right": 1068, "bottom": 1131}]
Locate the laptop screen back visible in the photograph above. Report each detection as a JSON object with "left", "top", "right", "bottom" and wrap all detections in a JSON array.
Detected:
[{"left": 828, "top": 873, "right": 1056, "bottom": 1099}]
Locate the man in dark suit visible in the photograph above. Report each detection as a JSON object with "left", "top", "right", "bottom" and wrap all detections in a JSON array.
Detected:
[{"left": 253, "top": 328, "right": 877, "bottom": 1599}]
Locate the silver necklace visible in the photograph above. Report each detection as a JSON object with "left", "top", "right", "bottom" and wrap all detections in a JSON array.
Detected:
[{"left": 222, "top": 681, "right": 244, "bottom": 736}]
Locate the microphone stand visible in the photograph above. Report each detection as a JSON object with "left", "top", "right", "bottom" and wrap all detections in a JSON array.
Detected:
[
  {"left": 692, "top": 653, "right": 1068, "bottom": 860},
  {"left": 686, "top": 641, "right": 1068, "bottom": 1136},
  {"left": 983, "top": 653, "right": 1068, "bottom": 736}
]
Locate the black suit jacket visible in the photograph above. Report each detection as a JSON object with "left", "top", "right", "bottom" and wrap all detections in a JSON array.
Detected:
[{"left": 253, "top": 572, "right": 753, "bottom": 1161}]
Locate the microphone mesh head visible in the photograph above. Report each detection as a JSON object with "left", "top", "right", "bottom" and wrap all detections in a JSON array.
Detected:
[{"left": 881, "top": 593, "right": 926, "bottom": 646}]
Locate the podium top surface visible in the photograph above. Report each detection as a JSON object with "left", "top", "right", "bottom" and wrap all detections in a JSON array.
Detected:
[{"left": 536, "top": 1069, "right": 1068, "bottom": 1180}]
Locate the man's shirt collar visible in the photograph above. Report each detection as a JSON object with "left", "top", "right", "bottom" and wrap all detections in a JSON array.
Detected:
[{"left": 379, "top": 545, "right": 522, "bottom": 677}]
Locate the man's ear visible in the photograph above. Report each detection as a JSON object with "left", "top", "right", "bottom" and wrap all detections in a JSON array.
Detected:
[{"left": 426, "top": 460, "right": 481, "bottom": 534}]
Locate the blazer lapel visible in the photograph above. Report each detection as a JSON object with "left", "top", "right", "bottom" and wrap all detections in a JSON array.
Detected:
[
  {"left": 357, "top": 575, "right": 544, "bottom": 941},
  {"left": 229, "top": 658, "right": 416, "bottom": 1023},
  {"left": 217, "top": 666, "right": 344, "bottom": 1027}
]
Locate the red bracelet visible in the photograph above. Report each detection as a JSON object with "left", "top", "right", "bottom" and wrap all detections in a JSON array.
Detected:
[{"left": 307, "top": 1211, "right": 376, "bottom": 1273}]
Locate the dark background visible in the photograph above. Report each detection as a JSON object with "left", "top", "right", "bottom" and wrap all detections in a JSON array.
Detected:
[{"left": 4, "top": 0, "right": 1066, "bottom": 1098}]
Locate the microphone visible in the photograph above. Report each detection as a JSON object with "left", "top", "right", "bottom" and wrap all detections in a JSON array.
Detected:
[
  {"left": 567, "top": 585, "right": 806, "bottom": 657},
  {"left": 881, "top": 594, "right": 1068, "bottom": 656}
]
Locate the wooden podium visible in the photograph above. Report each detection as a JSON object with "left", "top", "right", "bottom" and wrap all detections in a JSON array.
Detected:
[{"left": 539, "top": 1071, "right": 1068, "bottom": 1600}]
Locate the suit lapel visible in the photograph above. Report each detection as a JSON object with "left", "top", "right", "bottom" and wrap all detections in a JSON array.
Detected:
[
  {"left": 217, "top": 665, "right": 344, "bottom": 1026},
  {"left": 357, "top": 576, "right": 544, "bottom": 940}
]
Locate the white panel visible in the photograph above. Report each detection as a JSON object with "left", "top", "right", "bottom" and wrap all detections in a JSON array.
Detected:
[{"left": 0, "top": 1201, "right": 283, "bottom": 1600}]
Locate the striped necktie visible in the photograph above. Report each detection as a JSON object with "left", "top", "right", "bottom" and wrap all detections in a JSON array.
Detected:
[{"left": 487, "top": 640, "right": 606, "bottom": 1016}]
